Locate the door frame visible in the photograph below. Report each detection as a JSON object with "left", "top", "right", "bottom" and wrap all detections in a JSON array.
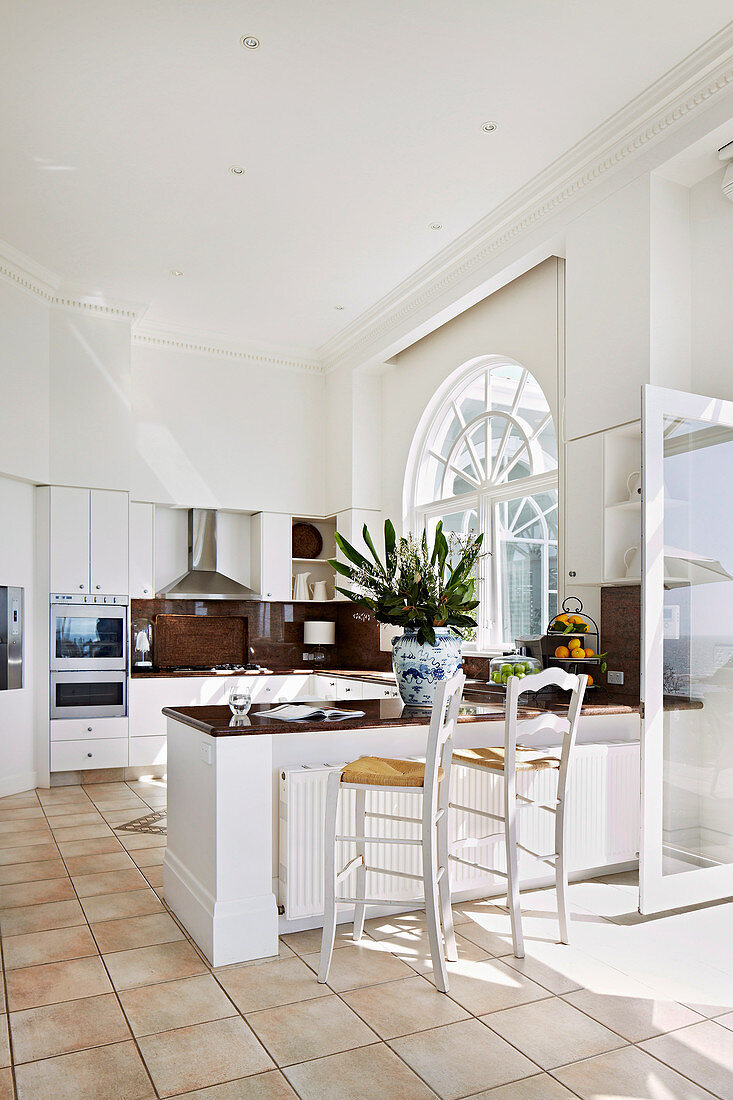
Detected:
[{"left": 640, "top": 384, "right": 733, "bottom": 913}]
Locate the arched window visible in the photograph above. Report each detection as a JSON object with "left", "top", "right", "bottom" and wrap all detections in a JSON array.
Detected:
[{"left": 404, "top": 356, "right": 558, "bottom": 649}]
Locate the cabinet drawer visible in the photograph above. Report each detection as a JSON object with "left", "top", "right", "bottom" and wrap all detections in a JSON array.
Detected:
[
  {"left": 51, "top": 738, "right": 128, "bottom": 771},
  {"left": 129, "top": 736, "right": 167, "bottom": 767},
  {"left": 51, "top": 718, "right": 129, "bottom": 742}
]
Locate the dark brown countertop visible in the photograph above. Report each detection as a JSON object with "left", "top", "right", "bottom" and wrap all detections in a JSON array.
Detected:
[{"left": 130, "top": 667, "right": 397, "bottom": 680}]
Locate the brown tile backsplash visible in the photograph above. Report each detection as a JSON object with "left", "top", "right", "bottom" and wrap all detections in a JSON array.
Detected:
[
  {"left": 600, "top": 585, "right": 640, "bottom": 698},
  {"left": 131, "top": 599, "right": 390, "bottom": 673}
]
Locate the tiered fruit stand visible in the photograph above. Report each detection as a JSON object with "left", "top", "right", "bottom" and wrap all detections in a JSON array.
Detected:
[{"left": 543, "top": 597, "right": 606, "bottom": 688}]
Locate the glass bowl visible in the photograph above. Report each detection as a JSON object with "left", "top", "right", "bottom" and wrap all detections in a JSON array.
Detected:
[{"left": 489, "top": 653, "right": 543, "bottom": 687}]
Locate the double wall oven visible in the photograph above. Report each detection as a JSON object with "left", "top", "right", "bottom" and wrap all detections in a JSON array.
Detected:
[{"left": 50, "top": 594, "right": 128, "bottom": 718}]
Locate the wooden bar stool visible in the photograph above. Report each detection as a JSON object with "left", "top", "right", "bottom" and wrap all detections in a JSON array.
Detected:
[
  {"left": 450, "top": 667, "right": 587, "bottom": 958},
  {"left": 318, "top": 671, "right": 466, "bottom": 993}
]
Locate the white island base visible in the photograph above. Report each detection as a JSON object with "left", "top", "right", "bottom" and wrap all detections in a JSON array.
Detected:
[{"left": 164, "top": 707, "right": 640, "bottom": 968}]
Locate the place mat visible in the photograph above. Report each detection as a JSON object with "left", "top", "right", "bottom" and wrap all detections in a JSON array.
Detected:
[{"left": 115, "top": 809, "right": 167, "bottom": 835}]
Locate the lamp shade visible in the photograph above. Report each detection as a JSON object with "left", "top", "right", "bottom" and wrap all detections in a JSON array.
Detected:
[{"left": 303, "top": 620, "right": 336, "bottom": 646}]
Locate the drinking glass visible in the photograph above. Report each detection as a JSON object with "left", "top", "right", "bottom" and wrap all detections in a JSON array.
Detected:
[{"left": 229, "top": 687, "right": 252, "bottom": 716}]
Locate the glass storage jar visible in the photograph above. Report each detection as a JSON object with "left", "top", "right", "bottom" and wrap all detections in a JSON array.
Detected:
[{"left": 489, "top": 653, "right": 543, "bottom": 686}]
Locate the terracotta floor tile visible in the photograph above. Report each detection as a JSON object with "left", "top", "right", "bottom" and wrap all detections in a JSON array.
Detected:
[
  {"left": 119, "top": 973, "right": 237, "bottom": 1037},
  {"left": 50, "top": 824, "right": 113, "bottom": 842},
  {"left": 0, "top": 819, "right": 50, "bottom": 836},
  {"left": 43, "top": 803, "right": 97, "bottom": 819},
  {"left": 0, "top": 807, "right": 45, "bottom": 822},
  {"left": 3, "top": 924, "right": 98, "bottom": 969},
  {"left": 92, "top": 912, "right": 184, "bottom": 953},
  {"left": 217, "top": 955, "right": 332, "bottom": 1013},
  {"left": 0, "top": 859, "right": 67, "bottom": 885},
  {"left": 138, "top": 1017, "right": 273, "bottom": 1097},
  {"left": 71, "top": 867, "right": 148, "bottom": 897},
  {"left": 640, "top": 1019, "right": 733, "bottom": 1097},
  {"left": 0, "top": 1017, "right": 8, "bottom": 1069},
  {"left": 0, "top": 898, "right": 86, "bottom": 937},
  {"left": 280, "top": 922, "right": 366, "bottom": 957},
  {"left": 564, "top": 986, "right": 704, "bottom": 1042},
  {"left": 389, "top": 1018, "right": 537, "bottom": 1099},
  {"left": 167, "top": 1069, "right": 297, "bottom": 1098},
  {"left": 103, "top": 940, "right": 208, "bottom": 990},
  {"left": 341, "top": 974, "right": 470, "bottom": 1038},
  {"left": 0, "top": 1069, "right": 11, "bottom": 1100},
  {"left": 48, "top": 813, "right": 105, "bottom": 829},
  {"left": 554, "top": 1043, "right": 717, "bottom": 1100},
  {"left": 117, "top": 833, "right": 167, "bottom": 850},
  {"left": 467, "top": 1074, "right": 579, "bottom": 1099},
  {"left": 63, "top": 851, "right": 135, "bottom": 876},
  {"left": 131, "top": 847, "right": 165, "bottom": 868},
  {"left": 0, "top": 830, "right": 53, "bottom": 850},
  {"left": 56, "top": 836, "right": 125, "bottom": 857},
  {"left": 6, "top": 955, "right": 112, "bottom": 1011},
  {"left": 14, "top": 1039, "right": 155, "bottom": 1099},
  {"left": 0, "top": 878, "right": 75, "bottom": 909},
  {"left": 246, "top": 994, "right": 375, "bottom": 1067},
  {"left": 300, "top": 941, "right": 416, "bottom": 992},
  {"left": 0, "top": 793, "right": 40, "bottom": 809},
  {"left": 141, "top": 865, "right": 164, "bottom": 888},
  {"left": 483, "top": 997, "right": 626, "bottom": 1070},
  {"left": 10, "top": 991, "right": 131, "bottom": 1063},
  {"left": 284, "top": 1042, "right": 436, "bottom": 1100},
  {"left": 423, "top": 955, "right": 551, "bottom": 1016},
  {"left": 0, "top": 842, "right": 59, "bottom": 865},
  {"left": 80, "top": 888, "right": 164, "bottom": 923}
]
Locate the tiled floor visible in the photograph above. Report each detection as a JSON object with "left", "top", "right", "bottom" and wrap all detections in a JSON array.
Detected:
[{"left": 1, "top": 782, "right": 733, "bottom": 1098}]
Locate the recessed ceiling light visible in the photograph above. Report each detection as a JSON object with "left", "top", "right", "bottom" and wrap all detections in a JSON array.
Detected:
[
  {"left": 482, "top": 120, "right": 498, "bottom": 133},
  {"left": 241, "top": 35, "right": 260, "bottom": 49},
  {"left": 229, "top": 165, "right": 245, "bottom": 175},
  {"left": 429, "top": 223, "right": 443, "bottom": 230},
  {"left": 171, "top": 269, "right": 184, "bottom": 277},
  {"left": 334, "top": 305, "right": 345, "bottom": 311}
]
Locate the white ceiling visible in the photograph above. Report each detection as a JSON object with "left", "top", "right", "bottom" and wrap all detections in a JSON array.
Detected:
[{"left": 1, "top": 1, "right": 731, "bottom": 354}]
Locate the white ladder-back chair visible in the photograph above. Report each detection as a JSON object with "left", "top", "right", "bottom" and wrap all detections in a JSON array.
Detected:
[
  {"left": 450, "top": 667, "right": 587, "bottom": 958},
  {"left": 318, "top": 671, "right": 466, "bottom": 993}
]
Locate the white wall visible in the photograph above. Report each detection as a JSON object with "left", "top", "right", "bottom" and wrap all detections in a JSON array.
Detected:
[
  {"left": 0, "top": 475, "right": 37, "bottom": 796},
  {"left": 380, "top": 258, "right": 562, "bottom": 529},
  {"left": 565, "top": 175, "right": 652, "bottom": 439},
  {"left": 131, "top": 344, "right": 326, "bottom": 515},
  {"left": 690, "top": 167, "right": 733, "bottom": 399},
  {"left": 0, "top": 281, "right": 50, "bottom": 483}
]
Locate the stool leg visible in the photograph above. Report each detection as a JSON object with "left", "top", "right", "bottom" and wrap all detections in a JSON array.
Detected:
[
  {"left": 504, "top": 792, "right": 525, "bottom": 959},
  {"left": 353, "top": 788, "right": 367, "bottom": 942},
  {"left": 555, "top": 794, "right": 570, "bottom": 944},
  {"left": 423, "top": 814, "right": 449, "bottom": 993},
  {"left": 437, "top": 807, "right": 457, "bottom": 961},
  {"left": 318, "top": 771, "right": 341, "bottom": 983}
]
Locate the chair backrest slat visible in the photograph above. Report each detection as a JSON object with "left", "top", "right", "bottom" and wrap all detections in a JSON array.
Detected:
[
  {"left": 423, "top": 671, "right": 465, "bottom": 821},
  {"left": 504, "top": 668, "right": 587, "bottom": 796}
]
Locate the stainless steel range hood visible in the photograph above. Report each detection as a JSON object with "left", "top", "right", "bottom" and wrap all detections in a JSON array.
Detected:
[{"left": 157, "top": 509, "right": 259, "bottom": 600}]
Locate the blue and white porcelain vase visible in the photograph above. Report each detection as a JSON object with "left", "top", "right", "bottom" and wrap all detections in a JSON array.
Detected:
[{"left": 392, "top": 627, "right": 462, "bottom": 707}]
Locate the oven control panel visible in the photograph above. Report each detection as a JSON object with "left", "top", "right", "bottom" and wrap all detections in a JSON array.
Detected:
[{"left": 52, "top": 594, "right": 129, "bottom": 605}]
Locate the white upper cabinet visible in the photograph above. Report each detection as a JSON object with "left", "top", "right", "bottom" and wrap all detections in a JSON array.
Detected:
[
  {"left": 50, "top": 487, "right": 91, "bottom": 594},
  {"left": 251, "top": 512, "right": 292, "bottom": 601},
  {"left": 90, "top": 490, "right": 129, "bottom": 594},
  {"left": 49, "top": 486, "right": 129, "bottom": 595},
  {"left": 564, "top": 435, "right": 603, "bottom": 585},
  {"left": 129, "top": 502, "right": 155, "bottom": 598}
]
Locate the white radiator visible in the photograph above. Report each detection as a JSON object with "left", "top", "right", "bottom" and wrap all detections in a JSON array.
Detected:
[{"left": 278, "top": 743, "right": 640, "bottom": 920}]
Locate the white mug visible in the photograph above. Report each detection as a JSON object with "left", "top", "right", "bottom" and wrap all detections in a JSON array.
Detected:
[
  {"left": 626, "top": 471, "right": 641, "bottom": 500},
  {"left": 624, "top": 546, "right": 641, "bottom": 578}
]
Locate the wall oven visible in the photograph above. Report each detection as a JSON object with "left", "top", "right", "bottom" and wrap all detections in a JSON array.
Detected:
[
  {"left": 50, "top": 595, "right": 128, "bottom": 672},
  {"left": 50, "top": 670, "right": 127, "bottom": 719}
]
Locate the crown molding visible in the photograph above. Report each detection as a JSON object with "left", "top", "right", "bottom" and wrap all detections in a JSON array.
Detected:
[
  {"left": 132, "top": 321, "right": 324, "bottom": 375},
  {"left": 0, "top": 239, "right": 146, "bottom": 320},
  {"left": 318, "top": 23, "right": 733, "bottom": 372}
]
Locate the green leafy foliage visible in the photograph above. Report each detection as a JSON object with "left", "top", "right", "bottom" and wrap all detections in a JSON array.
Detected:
[{"left": 329, "top": 520, "right": 484, "bottom": 646}]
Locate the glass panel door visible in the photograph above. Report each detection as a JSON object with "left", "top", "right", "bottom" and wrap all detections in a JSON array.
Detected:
[{"left": 641, "top": 385, "right": 733, "bottom": 913}]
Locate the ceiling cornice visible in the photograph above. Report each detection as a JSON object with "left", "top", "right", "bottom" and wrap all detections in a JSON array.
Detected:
[
  {"left": 317, "top": 22, "right": 733, "bottom": 372},
  {"left": 132, "top": 322, "right": 323, "bottom": 375}
]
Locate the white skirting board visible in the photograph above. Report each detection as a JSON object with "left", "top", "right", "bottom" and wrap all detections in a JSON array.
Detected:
[
  {"left": 0, "top": 770, "right": 38, "bottom": 799},
  {"left": 278, "top": 742, "right": 640, "bottom": 921}
]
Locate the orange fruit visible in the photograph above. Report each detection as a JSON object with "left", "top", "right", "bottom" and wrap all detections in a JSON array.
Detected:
[
  {"left": 553, "top": 614, "right": 569, "bottom": 626},
  {"left": 569, "top": 615, "right": 584, "bottom": 625},
  {"left": 586, "top": 673, "right": 594, "bottom": 686},
  {"left": 584, "top": 647, "right": 595, "bottom": 658},
  {"left": 554, "top": 646, "right": 570, "bottom": 659},
  {"left": 573, "top": 648, "right": 586, "bottom": 659},
  {"left": 568, "top": 637, "right": 581, "bottom": 651}
]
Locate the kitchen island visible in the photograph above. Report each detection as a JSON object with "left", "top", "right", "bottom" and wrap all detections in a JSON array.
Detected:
[{"left": 163, "top": 693, "right": 642, "bottom": 967}]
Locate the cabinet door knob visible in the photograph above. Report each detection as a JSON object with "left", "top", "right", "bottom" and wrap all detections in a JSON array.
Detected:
[
  {"left": 87, "top": 726, "right": 93, "bottom": 732},
  {"left": 96, "top": 585, "right": 101, "bottom": 590},
  {"left": 87, "top": 752, "right": 93, "bottom": 758},
  {"left": 568, "top": 571, "right": 576, "bottom": 577},
  {"left": 79, "top": 584, "right": 84, "bottom": 589}
]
